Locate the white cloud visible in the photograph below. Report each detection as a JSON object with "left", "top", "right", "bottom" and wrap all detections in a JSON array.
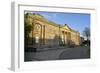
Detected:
[
  {"left": 53, "top": 14, "right": 57, "bottom": 18},
  {"left": 43, "top": 14, "right": 52, "bottom": 19},
  {"left": 42, "top": 13, "right": 57, "bottom": 19}
]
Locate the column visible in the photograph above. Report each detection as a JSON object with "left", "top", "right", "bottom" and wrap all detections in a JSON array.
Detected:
[
  {"left": 63, "top": 31, "right": 65, "bottom": 45},
  {"left": 43, "top": 25, "right": 45, "bottom": 45}
]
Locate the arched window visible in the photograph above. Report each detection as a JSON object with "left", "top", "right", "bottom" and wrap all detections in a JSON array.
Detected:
[{"left": 32, "top": 23, "right": 42, "bottom": 45}]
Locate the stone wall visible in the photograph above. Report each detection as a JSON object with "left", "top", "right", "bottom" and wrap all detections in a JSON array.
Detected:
[{"left": 25, "top": 13, "right": 80, "bottom": 48}]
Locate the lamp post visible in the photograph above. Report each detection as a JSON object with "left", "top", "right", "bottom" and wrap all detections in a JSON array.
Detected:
[
  {"left": 32, "top": 23, "right": 34, "bottom": 45},
  {"left": 32, "top": 17, "right": 34, "bottom": 45}
]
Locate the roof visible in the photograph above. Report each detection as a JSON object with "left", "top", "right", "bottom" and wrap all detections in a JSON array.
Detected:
[{"left": 25, "top": 13, "right": 79, "bottom": 33}]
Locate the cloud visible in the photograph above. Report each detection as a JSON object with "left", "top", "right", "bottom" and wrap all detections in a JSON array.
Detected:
[
  {"left": 53, "top": 14, "right": 57, "bottom": 18},
  {"left": 42, "top": 13, "right": 57, "bottom": 20},
  {"left": 43, "top": 14, "right": 52, "bottom": 19}
]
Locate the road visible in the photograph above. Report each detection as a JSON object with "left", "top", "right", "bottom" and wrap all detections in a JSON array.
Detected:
[{"left": 25, "top": 46, "right": 90, "bottom": 61}]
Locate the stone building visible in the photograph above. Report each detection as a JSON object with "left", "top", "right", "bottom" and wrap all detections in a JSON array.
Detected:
[{"left": 25, "top": 13, "right": 80, "bottom": 49}]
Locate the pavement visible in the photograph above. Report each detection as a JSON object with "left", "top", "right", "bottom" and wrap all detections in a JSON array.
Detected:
[{"left": 24, "top": 46, "right": 90, "bottom": 61}]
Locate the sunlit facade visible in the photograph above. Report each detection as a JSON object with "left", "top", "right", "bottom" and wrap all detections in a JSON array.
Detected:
[{"left": 25, "top": 13, "right": 80, "bottom": 48}]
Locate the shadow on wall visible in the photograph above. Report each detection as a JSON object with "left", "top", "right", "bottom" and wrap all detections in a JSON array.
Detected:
[{"left": 24, "top": 34, "right": 78, "bottom": 52}]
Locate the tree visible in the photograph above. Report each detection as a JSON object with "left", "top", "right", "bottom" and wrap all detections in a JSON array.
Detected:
[
  {"left": 82, "top": 27, "right": 90, "bottom": 46},
  {"left": 83, "top": 27, "right": 90, "bottom": 41},
  {"left": 24, "top": 13, "right": 33, "bottom": 46}
]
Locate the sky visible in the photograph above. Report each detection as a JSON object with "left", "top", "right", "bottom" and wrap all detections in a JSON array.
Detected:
[{"left": 25, "top": 11, "right": 90, "bottom": 36}]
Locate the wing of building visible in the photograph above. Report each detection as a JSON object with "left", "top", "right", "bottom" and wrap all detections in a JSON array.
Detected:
[{"left": 24, "top": 13, "right": 80, "bottom": 49}]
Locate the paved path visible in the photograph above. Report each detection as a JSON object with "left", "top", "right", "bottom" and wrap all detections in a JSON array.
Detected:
[{"left": 25, "top": 46, "right": 90, "bottom": 61}]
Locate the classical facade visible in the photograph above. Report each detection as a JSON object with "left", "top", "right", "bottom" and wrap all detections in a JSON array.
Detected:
[{"left": 25, "top": 13, "right": 80, "bottom": 48}]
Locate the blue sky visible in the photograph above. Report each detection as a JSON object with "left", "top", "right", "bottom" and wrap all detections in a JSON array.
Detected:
[{"left": 26, "top": 11, "right": 90, "bottom": 36}]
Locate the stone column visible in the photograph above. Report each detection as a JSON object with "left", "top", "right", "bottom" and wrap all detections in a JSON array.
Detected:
[
  {"left": 40, "top": 24, "right": 42, "bottom": 46},
  {"left": 63, "top": 31, "right": 65, "bottom": 45},
  {"left": 43, "top": 25, "right": 45, "bottom": 45},
  {"left": 65, "top": 32, "right": 67, "bottom": 44}
]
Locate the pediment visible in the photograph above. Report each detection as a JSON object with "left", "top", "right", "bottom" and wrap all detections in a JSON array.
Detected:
[{"left": 62, "top": 24, "right": 71, "bottom": 30}]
